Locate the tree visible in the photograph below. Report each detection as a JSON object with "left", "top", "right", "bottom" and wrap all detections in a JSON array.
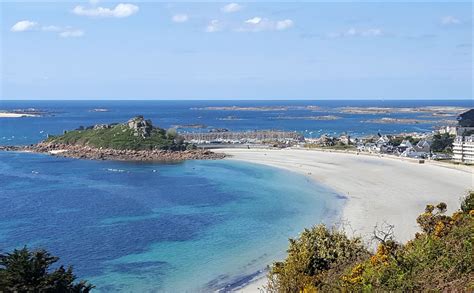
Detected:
[
  {"left": 0, "top": 247, "right": 93, "bottom": 292},
  {"left": 431, "top": 133, "right": 455, "bottom": 153},
  {"left": 166, "top": 128, "right": 178, "bottom": 140}
]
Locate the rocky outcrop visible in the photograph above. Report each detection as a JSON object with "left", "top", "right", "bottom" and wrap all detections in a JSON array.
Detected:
[
  {"left": 93, "top": 124, "right": 111, "bottom": 130},
  {"left": 0, "top": 143, "right": 225, "bottom": 162},
  {"left": 0, "top": 115, "right": 226, "bottom": 161},
  {"left": 127, "top": 116, "right": 153, "bottom": 138}
]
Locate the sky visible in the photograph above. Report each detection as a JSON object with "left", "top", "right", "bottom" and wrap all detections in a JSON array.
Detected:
[{"left": 0, "top": 1, "right": 472, "bottom": 100}]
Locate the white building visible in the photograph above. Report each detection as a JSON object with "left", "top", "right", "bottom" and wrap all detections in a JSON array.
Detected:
[
  {"left": 415, "top": 140, "right": 431, "bottom": 153},
  {"left": 453, "top": 135, "right": 474, "bottom": 164}
]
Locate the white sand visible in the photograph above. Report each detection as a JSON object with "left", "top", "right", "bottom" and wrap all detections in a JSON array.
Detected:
[
  {"left": 0, "top": 112, "right": 38, "bottom": 118},
  {"left": 215, "top": 148, "right": 473, "bottom": 292}
]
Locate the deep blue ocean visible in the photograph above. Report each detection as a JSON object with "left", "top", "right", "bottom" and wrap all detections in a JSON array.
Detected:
[
  {"left": 1, "top": 100, "right": 471, "bottom": 146},
  {"left": 0, "top": 100, "right": 471, "bottom": 292}
]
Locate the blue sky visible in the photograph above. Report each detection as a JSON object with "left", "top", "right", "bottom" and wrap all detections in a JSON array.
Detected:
[{"left": 1, "top": 1, "right": 472, "bottom": 100}]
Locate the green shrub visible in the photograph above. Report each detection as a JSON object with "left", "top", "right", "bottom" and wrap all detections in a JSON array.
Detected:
[
  {"left": 268, "top": 192, "right": 474, "bottom": 292},
  {"left": 267, "top": 225, "right": 369, "bottom": 292}
]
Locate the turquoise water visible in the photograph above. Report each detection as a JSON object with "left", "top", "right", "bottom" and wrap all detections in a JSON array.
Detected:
[
  {"left": 0, "top": 151, "right": 343, "bottom": 292},
  {"left": 2, "top": 99, "right": 468, "bottom": 291}
]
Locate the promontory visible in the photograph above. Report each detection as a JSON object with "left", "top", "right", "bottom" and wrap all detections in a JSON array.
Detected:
[{"left": 0, "top": 116, "right": 225, "bottom": 161}]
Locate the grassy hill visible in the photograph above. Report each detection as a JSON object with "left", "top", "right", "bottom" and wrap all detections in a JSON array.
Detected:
[
  {"left": 267, "top": 191, "right": 474, "bottom": 292},
  {"left": 45, "top": 116, "right": 187, "bottom": 151}
]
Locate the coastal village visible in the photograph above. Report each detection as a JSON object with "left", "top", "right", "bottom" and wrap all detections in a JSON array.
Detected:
[
  {"left": 183, "top": 109, "right": 474, "bottom": 164},
  {"left": 1, "top": 108, "right": 473, "bottom": 164}
]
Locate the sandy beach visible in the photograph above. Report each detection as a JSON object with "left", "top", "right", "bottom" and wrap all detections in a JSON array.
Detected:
[{"left": 215, "top": 148, "right": 473, "bottom": 292}]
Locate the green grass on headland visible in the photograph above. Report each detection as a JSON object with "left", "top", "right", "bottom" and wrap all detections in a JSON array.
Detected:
[{"left": 45, "top": 119, "right": 188, "bottom": 151}]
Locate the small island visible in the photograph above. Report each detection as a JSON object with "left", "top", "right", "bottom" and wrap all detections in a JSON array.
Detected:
[
  {"left": 0, "top": 108, "right": 47, "bottom": 118},
  {"left": 338, "top": 106, "right": 468, "bottom": 115},
  {"left": 0, "top": 116, "right": 224, "bottom": 161},
  {"left": 191, "top": 105, "right": 321, "bottom": 111},
  {"left": 272, "top": 115, "right": 341, "bottom": 121},
  {"left": 362, "top": 117, "right": 431, "bottom": 124}
]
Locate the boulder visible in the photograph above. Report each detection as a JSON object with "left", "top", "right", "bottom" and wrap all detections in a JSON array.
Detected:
[
  {"left": 127, "top": 116, "right": 153, "bottom": 138},
  {"left": 93, "top": 124, "right": 111, "bottom": 130}
]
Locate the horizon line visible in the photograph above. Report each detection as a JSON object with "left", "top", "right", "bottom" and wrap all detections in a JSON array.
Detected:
[{"left": 1, "top": 98, "right": 473, "bottom": 102}]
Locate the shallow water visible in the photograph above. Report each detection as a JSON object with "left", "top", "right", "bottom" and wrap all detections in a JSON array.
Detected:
[{"left": 0, "top": 151, "right": 343, "bottom": 291}]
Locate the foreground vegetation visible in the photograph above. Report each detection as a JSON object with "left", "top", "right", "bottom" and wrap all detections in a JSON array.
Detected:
[
  {"left": 0, "top": 247, "right": 93, "bottom": 292},
  {"left": 268, "top": 192, "right": 474, "bottom": 292}
]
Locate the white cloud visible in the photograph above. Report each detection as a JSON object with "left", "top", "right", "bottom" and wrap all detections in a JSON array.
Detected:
[
  {"left": 11, "top": 20, "right": 84, "bottom": 38},
  {"left": 245, "top": 17, "right": 262, "bottom": 25},
  {"left": 239, "top": 17, "right": 294, "bottom": 32},
  {"left": 328, "top": 27, "right": 384, "bottom": 38},
  {"left": 59, "top": 29, "right": 84, "bottom": 38},
  {"left": 276, "top": 19, "right": 294, "bottom": 30},
  {"left": 72, "top": 3, "right": 139, "bottom": 18},
  {"left": 441, "top": 16, "right": 461, "bottom": 25},
  {"left": 11, "top": 20, "right": 38, "bottom": 32},
  {"left": 206, "top": 19, "right": 222, "bottom": 32},
  {"left": 222, "top": 3, "right": 242, "bottom": 13},
  {"left": 172, "top": 14, "right": 189, "bottom": 23}
]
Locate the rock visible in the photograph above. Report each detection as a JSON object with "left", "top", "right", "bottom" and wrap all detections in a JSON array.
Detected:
[
  {"left": 93, "top": 124, "right": 111, "bottom": 130},
  {"left": 12, "top": 142, "right": 225, "bottom": 162},
  {"left": 127, "top": 116, "right": 153, "bottom": 138}
]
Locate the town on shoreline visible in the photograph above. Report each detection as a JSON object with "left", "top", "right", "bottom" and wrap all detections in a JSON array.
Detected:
[{"left": 185, "top": 109, "right": 474, "bottom": 165}]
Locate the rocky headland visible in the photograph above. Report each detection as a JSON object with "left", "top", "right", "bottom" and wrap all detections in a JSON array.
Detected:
[{"left": 0, "top": 116, "right": 225, "bottom": 161}]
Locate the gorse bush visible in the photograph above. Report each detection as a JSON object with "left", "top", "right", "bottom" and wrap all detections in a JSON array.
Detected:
[
  {"left": 267, "top": 191, "right": 474, "bottom": 292},
  {"left": 0, "top": 247, "right": 93, "bottom": 292},
  {"left": 267, "top": 225, "right": 369, "bottom": 292}
]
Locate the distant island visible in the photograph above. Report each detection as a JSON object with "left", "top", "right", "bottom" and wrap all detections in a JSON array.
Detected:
[
  {"left": 191, "top": 105, "right": 321, "bottom": 111},
  {"left": 0, "top": 108, "right": 48, "bottom": 118},
  {"left": 338, "top": 106, "right": 468, "bottom": 116},
  {"left": 89, "top": 108, "right": 110, "bottom": 112},
  {"left": 272, "top": 115, "right": 341, "bottom": 121},
  {"left": 0, "top": 116, "right": 224, "bottom": 161},
  {"left": 362, "top": 117, "right": 432, "bottom": 124}
]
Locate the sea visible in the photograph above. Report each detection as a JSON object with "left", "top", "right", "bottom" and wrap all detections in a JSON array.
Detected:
[{"left": 0, "top": 100, "right": 471, "bottom": 292}]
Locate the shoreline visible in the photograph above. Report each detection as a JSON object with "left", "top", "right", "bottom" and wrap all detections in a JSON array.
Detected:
[
  {"left": 215, "top": 147, "right": 472, "bottom": 292},
  {"left": 0, "top": 143, "right": 225, "bottom": 161},
  {"left": 217, "top": 147, "right": 472, "bottom": 241}
]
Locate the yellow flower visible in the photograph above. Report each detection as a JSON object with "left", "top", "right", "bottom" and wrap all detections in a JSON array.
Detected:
[
  {"left": 434, "top": 221, "right": 445, "bottom": 237},
  {"left": 452, "top": 211, "right": 463, "bottom": 222}
]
